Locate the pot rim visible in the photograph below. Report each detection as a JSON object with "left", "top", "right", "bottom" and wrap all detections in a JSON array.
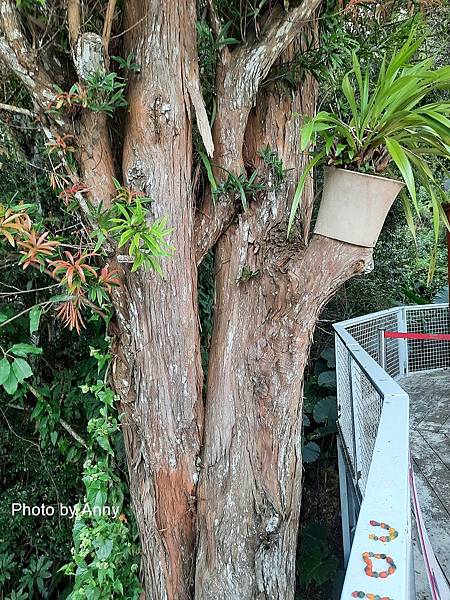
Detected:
[{"left": 324, "top": 165, "right": 405, "bottom": 188}]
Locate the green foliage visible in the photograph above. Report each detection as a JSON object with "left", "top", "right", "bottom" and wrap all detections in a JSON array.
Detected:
[
  {"left": 61, "top": 349, "right": 142, "bottom": 600},
  {"left": 302, "top": 347, "right": 338, "bottom": 463},
  {"left": 84, "top": 72, "right": 128, "bottom": 116},
  {"left": 212, "top": 0, "right": 271, "bottom": 42},
  {"left": 93, "top": 179, "right": 174, "bottom": 274},
  {"left": 0, "top": 342, "right": 42, "bottom": 395},
  {"left": 238, "top": 265, "right": 260, "bottom": 282},
  {"left": 290, "top": 28, "right": 450, "bottom": 243},
  {"left": 213, "top": 169, "right": 265, "bottom": 210},
  {"left": 0, "top": 114, "right": 141, "bottom": 598},
  {"left": 5, "top": 590, "right": 28, "bottom": 600},
  {"left": 258, "top": 146, "right": 288, "bottom": 187},
  {"left": 19, "top": 555, "right": 53, "bottom": 597},
  {"left": 268, "top": 1, "right": 360, "bottom": 90},
  {"left": 297, "top": 522, "right": 339, "bottom": 590},
  {"left": 196, "top": 20, "right": 239, "bottom": 115},
  {"left": 198, "top": 250, "right": 215, "bottom": 383},
  {"left": 50, "top": 72, "right": 127, "bottom": 117},
  {"left": 302, "top": 441, "right": 321, "bottom": 464},
  {"left": 111, "top": 54, "right": 140, "bottom": 74},
  {"left": 15, "top": 0, "right": 45, "bottom": 9},
  {"left": 0, "top": 545, "right": 17, "bottom": 588}
]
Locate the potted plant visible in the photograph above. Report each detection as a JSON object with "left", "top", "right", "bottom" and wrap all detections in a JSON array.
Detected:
[{"left": 289, "top": 30, "right": 450, "bottom": 250}]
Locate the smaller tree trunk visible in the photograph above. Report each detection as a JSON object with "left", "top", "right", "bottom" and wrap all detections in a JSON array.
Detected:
[{"left": 195, "top": 232, "right": 372, "bottom": 600}]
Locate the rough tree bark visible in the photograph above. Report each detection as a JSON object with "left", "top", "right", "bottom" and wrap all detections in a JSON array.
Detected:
[
  {"left": 111, "top": 3, "right": 206, "bottom": 598},
  {"left": 195, "top": 67, "right": 372, "bottom": 597},
  {"left": 0, "top": 1, "right": 375, "bottom": 599}
]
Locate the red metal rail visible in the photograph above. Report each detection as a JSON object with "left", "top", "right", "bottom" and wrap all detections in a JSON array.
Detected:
[{"left": 384, "top": 331, "right": 450, "bottom": 341}]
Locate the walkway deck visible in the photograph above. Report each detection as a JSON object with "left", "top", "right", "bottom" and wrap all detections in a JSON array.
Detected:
[{"left": 399, "top": 369, "right": 450, "bottom": 599}]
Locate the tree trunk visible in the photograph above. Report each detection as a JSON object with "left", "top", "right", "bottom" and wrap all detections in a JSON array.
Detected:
[
  {"left": 194, "top": 57, "right": 373, "bottom": 598},
  {"left": 113, "top": 13, "right": 373, "bottom": 600},
  {"left": 0, "top": 3, "right": 375, "bottom": 599},
  {"left": 111, "top": 2, "right": 204, "bottom": 599},
  {"left": 195, "top": 233, "right": 371, "bottom": 598}
]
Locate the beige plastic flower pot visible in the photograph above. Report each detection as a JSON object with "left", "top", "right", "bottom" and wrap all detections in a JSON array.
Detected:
[{"left": 313, "top": 167, "right": 405, "bottom": 248}]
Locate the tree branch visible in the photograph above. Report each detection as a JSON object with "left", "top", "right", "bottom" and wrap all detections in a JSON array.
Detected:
[
  {"left": 195, "top": 192, "right": 237, "bottom": 265},
  {"left": 230, "top": 0, "right": 322, "bottom": 110},
  {"left": 194, "top": 0, "right": 321, "bottom": 262},
  {"left": 67, "top": 0, "right": 81, "bottom": 47},
  {"left": 183, "top": 0, "right": 214, "bottom": 157},
  {"left": 0, "top": 1, "right": 115, "bottom": 213},
  {"left": 102, "top": 0, "right": 117, "bottom": 64},
  {"left": 0, "top": 0, "right": 57, "bottom": 110},
  {"left": 14, "top": 386, "right": 88, "bottom": 449},
  {"left": 0, "top": 102, "right": 35, "bottom": 117}
]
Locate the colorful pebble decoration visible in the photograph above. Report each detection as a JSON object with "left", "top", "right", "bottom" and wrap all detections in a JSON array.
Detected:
[
  {"left": 350, "top": 520, "right": 398, "bottom": 599},
  {"left": 351, "top": 592, "right": 394, "bottom": 599},
  {"left": 368, "top": 521, "right": 398, "bottom": 543},
  {"left": 362, "top": 552, "right": 397, "bottom": 578}
]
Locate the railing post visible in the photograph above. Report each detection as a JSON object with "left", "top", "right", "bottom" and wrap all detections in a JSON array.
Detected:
[
  {"left": 348, "top": 355, "right": 359, "bottom": 481},
  {"left": 337, "top": 438, "right": 352, "bottom": 566},
  {"left": 378, "top": 328, "right": 386, "bottom": 370},
  {"left": 398, "top": 307, "right": 409, "bottom": 376}
]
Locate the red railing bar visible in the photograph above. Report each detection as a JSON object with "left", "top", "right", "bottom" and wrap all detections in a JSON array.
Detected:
[{"left": 384, "top": 331, "right": 450, "bottom": 341}]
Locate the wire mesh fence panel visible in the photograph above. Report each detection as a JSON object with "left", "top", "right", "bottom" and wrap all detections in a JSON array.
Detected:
[
  {"left": 334, "top": 304, "right": 449, "bottom": 599},
  {"left": 350, "top": 359, "right": 384, "bottom": 495},
  {"left": 346, "top": 309, "right": 402, "bottom": 378},
  {"left": 335, "top": 335, "right": 356, "bottom": 476},
  {"left": 405, "top": 306, "right": 450, "bottom": 372}
]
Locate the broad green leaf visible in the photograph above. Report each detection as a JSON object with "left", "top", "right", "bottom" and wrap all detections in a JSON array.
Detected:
[
  {"left": 12, "top": 358, "right": 33, "bottom": 383},
  {"left": 302, "top": 441, "right": 321, "bottom": 463},
  {"left": 400, "top": 191, "right": 417, "bottom": 244},
  {"left": 118, "top": 228, "right": 134, "bottom": 247},
  {"left": 288, "top": 150, "right": 325, "bottom": 236},
  {"left": 199, "top": 151, "right": 217, "bottom": 192},
  {"left": 95, "top": 538, "right": 113, "bottom": 560},
  {"left": 342, "top": 73, "right": 358, "bottom": 126},
  {"left": 385, "top": 138, "right": 417, "bottom": 212},
  {"left": 0, "top": 357, "right": 10, "bottom": 385},
  {"left": 313, "top": 397, "right": 338, "bottom": 424},
  {"left": 299, "top": 544, "right": 339, "bottom": 586},
  {"left": 3, "top": 370, "right": 18, "bottom": 395},
  {"left": 317, "top": 370, "right": 336, "bottom": 388},
  {"left": 29, "top": 305, "right": 42, "bottom": 335},
  {"left": 9, "top": 343, "right": 42, "bottom": 357}
]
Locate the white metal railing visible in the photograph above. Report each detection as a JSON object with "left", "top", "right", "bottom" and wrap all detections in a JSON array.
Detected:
[{"left": 334, "top": 304, "right": 449, "bottom": 600}]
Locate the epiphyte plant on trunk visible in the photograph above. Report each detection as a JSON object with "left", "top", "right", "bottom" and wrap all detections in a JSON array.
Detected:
[{"left": 289, "top": 26, "right": 450, "bottom": 268}]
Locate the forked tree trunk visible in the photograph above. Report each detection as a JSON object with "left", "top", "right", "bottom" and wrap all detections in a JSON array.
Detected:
[
  {"left": 195, "top": 78, "right": 372, "bottom": 597},
  {"left": 0, "top": 2, "right": 374, "bottom": 598},
  {"left": 111, "top": 7, "right": 373, "bottom": 599},
  {"left": 195, "top": 233, "right": 371, "bottom": 598}
]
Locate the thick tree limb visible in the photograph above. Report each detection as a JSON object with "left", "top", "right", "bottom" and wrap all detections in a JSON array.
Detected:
[
  {"left": 0, "top": 0, "right": 56, "bottom": 109},
  {"left": 195, "top": 192, "right": 237, "bottom": 265},
  {"left": 194, "top": 0, "right": 321, "bottom": 261},
  {"left": 102, "top": 0, "right": 117, "bottom": 64},
  {"left": 67, "top": 0, "right": 81, "bottom": 47},
  {"left": 230, "top": 0, "right": 322, "bottom": 110},
  {"left": 0, "top": 0, "right": 115, "bottom": 211},
  {"left": 183, "top": 0, "right": 214, "bottom": 156}
]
